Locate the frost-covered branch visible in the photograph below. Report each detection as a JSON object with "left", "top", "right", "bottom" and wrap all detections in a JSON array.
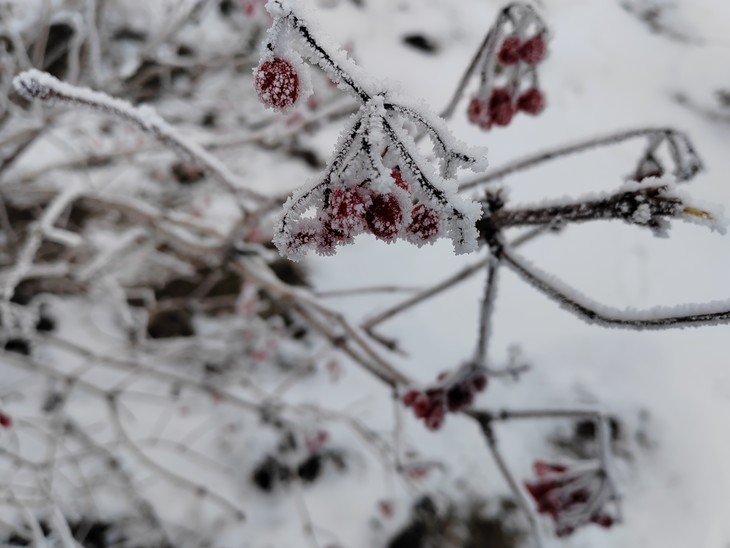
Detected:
[
  {"left": 460, "top": 127, "right": 703, "bottom": 191},
  {"left": 500, "top": 242, "right": 730, "bottom": 329},
  {"left": 12, "top": 69, "right": 268, "bottom": 210}
]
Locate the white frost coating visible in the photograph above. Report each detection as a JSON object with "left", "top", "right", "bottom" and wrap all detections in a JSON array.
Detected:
[
  {"left": 13, "top": 69, "right": 266, "bottom": 206},
  {"left": 504, "top": 246, "right": 730, "bottom": 329}
]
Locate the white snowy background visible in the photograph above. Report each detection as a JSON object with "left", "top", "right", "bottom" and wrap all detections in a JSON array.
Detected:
[{"left": 1, "top": 0, "right": 730, "bottom": 547}]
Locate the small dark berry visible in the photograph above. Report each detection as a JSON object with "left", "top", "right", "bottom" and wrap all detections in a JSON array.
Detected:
[
  {"left": 517, "top": 88, "right": 545, "bottom": 115},
  {"left": 407, "top": 204, "right": 440, "bottom": 241},
  {"left": 498, "top": 36, "right": 521, "bottom": 65},
  {"left": 402, "top": 390, "right": 420, "bottom": 407},
  {"left": 519, "top": 34, "right": 547, "bottom": 65},
  {"left": 365, "top": 193, "right": 403, "bottom": 240},
  {"left": 255, "top": 57, "right": 300, "bottom": 111},
  {"left": 0, "top": 412, "right": 12, "bottom": 428}
]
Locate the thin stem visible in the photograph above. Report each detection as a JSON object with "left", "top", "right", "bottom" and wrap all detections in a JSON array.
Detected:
[
  {"left": 459, "top": 127, "right": 681, "bottom": 192},
  {"left": 501, "top": 243, "right": 730, "bottom": 329},
  {"left": 473, "top": 256, "right": 501, "bottom": 366},
  {"left": 13, "top": 69, "right": 268, "bottom": 212},
  {"left": 476, "top": 418, "right": 545, "bottom": 548}
]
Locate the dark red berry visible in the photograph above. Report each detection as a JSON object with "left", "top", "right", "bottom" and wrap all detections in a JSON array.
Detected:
[
  {"left": 498, "top": 36, "right": 521, "bottom": 65},
  {"left": 516, "top": 88, "right": 545, "bottom": 115},
  {"left": 446, "top": 385, "right": 471, "bottom": 411},
  {"left": 0, "top": 412, "right": 12, "bottom": 428},
  {"left": 467, "top": 96, "right": 483, "bottom": 125},
  {"left": 488, "top": 88, "right": 514, "bottom": 127},
  {"left": 407, "top": 204, "right": 440, "bottom": 241},
  {"left": 402, "top": 389, "right": 420, "bottom": 407},
  {"left": 413, "top": 394, "right": 432, "bottom": 418},
  {"left": 327, "top": 186, "right": 371, "bottom": 237},
  {"left": 425, "top": 409, "right": 445, "bottom": 430},
  {"left": 471, "top": 374, "right": 487, "bottom": 392},
  {"left": 287, "top": 226, "right": 318, "bottom": 253},
  {"left": 255, "top": 57, "right": 300, "bottom": 111},
  {"left": 591, "top": 513, "right": 614, "bottom": 528},
  {"left": 365, "top": 193, "right": 403, "bottom": 241},
  {"left": 519, "top": 35, "right": 547, "bottom": 65}
]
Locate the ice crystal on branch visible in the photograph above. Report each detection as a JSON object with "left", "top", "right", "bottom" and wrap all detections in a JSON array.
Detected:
[{"left": 257, "top": 0, "right": 486, "bottom": 260}]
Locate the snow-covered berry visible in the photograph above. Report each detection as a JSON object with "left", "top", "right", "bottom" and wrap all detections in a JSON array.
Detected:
[
  {"left": 519, "top": 34, "right": 547, "bottom": 65},
  {"left": 255, "top": 57, "right": 300, "bottom": 111},
  {"left": 326, "top": 185, "right": 372, "bottom": 238},
  {"left": 407, "top": 204, "right": 440, "bottom": 241},
  {"left": 365, "top": 193, "right": 403, "bottom": 241},
  {"left": 498, "top": 36, "right": 522, "bottom": 65},
  {"left": 517, "top": 88, "right": 545, "bottom": 115}
]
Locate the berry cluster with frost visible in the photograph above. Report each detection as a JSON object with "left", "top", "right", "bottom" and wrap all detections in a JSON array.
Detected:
[
  {"left": 464, "top": 5, "right": 548, "bottom": 131},
  {"left": 255, "top": 0, "right": 487, "bottom": 260},
  {"left": 524, "top": 460, "right": 618, "bottom": 537},
  {"left": 402, "top": 369, "right": 487, "bottom": 430}
]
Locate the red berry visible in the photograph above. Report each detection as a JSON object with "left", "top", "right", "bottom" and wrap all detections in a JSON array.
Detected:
[
  {"left": 327, "top": 186, "right": 371, "bottom": 237},
  {"left": 391, "top": 169, "right": 409, "bottom": 191},
  {"left": 425, "top": 409, "right": 445, "bottom": 430},
  {"left": 407, "top": 204, "right": 440, "bottom": 241},
  {"left": 0, "top": 412, "right": 12, "bottom": 428},
  {"left": 488, "top": 88, "right": 514, "bottom": 127},
  {"left": 498, "top": 36, "right": 521, "bottom": 65},
  {"left": 413, "top": 394, "right": 432, "bottom": 418},
  {"left": 287, "top": 225, "right": 318, "bottom": 253},
  {"left": 517, "top": 88, "right": 545, "bottom": 115},
  {"left": 402, "top": 389, "right": 420, "bottom": 407},
  {"left": 365, "top": 193, "right": 403, "bottom": 241},
  {"left": 519, "top": 35, "right": 547, "bottom": 65},
  {"left": 467, "top": 96, "right": 483, "bottom": 125},
  {"left": 446, "top": 385, "right": 472, "bottom": 411},
  {"left": 471, "top": 374, "right": 487, "bottom": 392},
  {"left": 591, "top": 513, "right": 614, "bottom": 528},
  {"left": 255, "top": 57, "right": 300, "bottom": 111}
]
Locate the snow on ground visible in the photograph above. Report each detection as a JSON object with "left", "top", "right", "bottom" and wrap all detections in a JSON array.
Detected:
[{"left": 2, "top": 0, "right": 730, "bottom": 546}]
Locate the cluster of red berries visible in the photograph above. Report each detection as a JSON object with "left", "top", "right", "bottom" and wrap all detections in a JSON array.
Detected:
[
  {"left": 467, "top": 87, "right": 545, "bottom": 129},
  {"left": 402, "top": 371, "right": 488, "bottom": 430},
  {"left": 497, "top": 34, "right": 546, "bottom": 66},
  {"left": 524, "top": 461, "right": 615, "bottom": 537},
  {"left": 286, "top": 170, "right": 442, "bottom": 256},
  {"left": 255, "top": 56, "right": 300, "bottom": 111},
  {"left": 468, "top": 33, "right": 547, "bottom": 130}
]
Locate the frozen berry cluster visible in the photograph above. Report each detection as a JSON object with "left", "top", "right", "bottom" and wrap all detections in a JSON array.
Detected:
[
  {"left": 524, "top": 460, "right": 616, "bottom": 537},
  {"left": 402, "top": 370, "right": 488, "bottom": 430},
  {"left": 468, "top": 33, "right": 547, "bottom": 130},
  {"left": 284, "top": 169, "right": 443, "bottom": 258}
]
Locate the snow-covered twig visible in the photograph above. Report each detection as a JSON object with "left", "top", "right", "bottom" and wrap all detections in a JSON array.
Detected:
[
  {"left": 460, "top": 127, "right": 703, "bottom": 192},
  {"left": 12, "top": 69, "right": 269, "bottom": 210},
  {"left": 500, "top": 241, "right": 730, "bottom": 329}
]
